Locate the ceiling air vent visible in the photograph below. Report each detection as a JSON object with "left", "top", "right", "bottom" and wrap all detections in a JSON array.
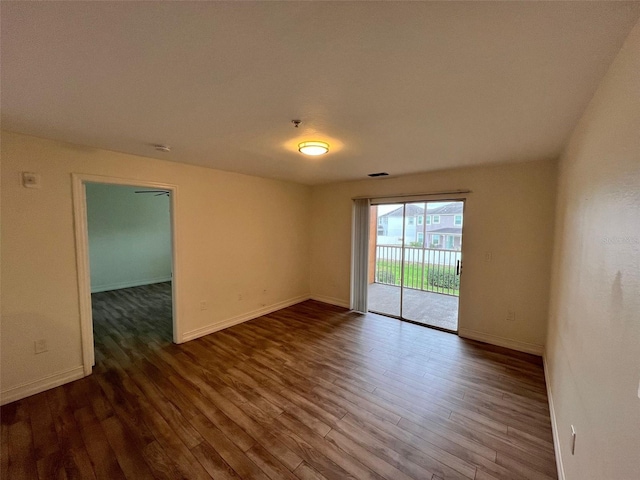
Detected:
[{"left": 368, "top": 172, "right": 389, "bottom": 178}]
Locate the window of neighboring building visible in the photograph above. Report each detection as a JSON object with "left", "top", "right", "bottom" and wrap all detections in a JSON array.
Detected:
[
  {"left": 407, "top": 217, "right": 415, "bottom": 226},
  {"left": 454, "top": 214, "right": 462, "bottom": 226},
  {"left": 417, "top": 232, "right": 424, "bottom": 244},
  {"left": 433, "top": 215, "right": 440, "bottom": 224},
  {"left": 378, "top": 217, "right": 383, "bottom": 225},
  {"left": 426, "top": 215, "right": 431, "bottom": 225},
  {"left": 432, "top": 234, "right": 440, "bottom": 246},
  {"left": 417, "top": 215, "right": 423, "bottom": 225}
]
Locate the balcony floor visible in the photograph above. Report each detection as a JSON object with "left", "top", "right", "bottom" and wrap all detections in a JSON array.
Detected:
[{"left": 368, "top": 283, "right": 459, "bottom": 331}]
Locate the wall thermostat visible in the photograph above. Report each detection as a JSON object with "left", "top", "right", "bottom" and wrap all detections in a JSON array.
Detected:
[{"left": 22, "top": 172, "right": 41, "bottom": 189}]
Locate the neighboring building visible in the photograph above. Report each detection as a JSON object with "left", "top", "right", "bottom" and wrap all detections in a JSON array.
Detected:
[
  {"left": 377, "top": 202, "right": 463, "bottom": 250},
  {"left": 424, "top": 203, "right": 463, "bottom": 250},
  {"left": 376, "top": 204, "right": 424, "bottom": 242}
]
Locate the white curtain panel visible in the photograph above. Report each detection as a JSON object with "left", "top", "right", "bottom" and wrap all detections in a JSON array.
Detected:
[{"left": 351, "top": 198, "right": 370, "bottom": 313}]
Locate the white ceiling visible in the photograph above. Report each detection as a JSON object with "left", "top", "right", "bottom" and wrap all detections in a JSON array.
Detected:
[{"left": 2, "top": 2, "right": 639, "bottom": 185}]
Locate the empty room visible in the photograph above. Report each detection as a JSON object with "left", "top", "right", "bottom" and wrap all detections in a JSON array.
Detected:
[{"left": 1, "top": 2, "right": 639, "bottom": 480}]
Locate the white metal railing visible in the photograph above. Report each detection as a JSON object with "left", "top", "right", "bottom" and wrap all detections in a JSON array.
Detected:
[{"left": 374, "top": 245, "right": 461, "bottom": 296}]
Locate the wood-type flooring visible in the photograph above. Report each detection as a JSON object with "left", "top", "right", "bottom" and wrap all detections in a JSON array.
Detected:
[{"left": 1, "top": 282, "right": 557, "bottom": 479}]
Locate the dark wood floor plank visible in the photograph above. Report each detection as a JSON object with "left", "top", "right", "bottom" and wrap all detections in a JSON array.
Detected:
[
  {"left": 268, "top": 413, "right": 370, "bottom": 480},
  {"left": 3, "top": 398, "right": 30, "bottom": 425},
  {"left": 330, "top": 415, "right": 437, "bottom": 480},
  {"left": 324, "top": 427, "right": 417, "bottom": 480},
  {"left": 184, "top": 408, "right": 270, "bottom": 480},
  {"left": 36, "top": 451, "right": 68, "bottom": 480},
  {"left": 398, "top": 405, "right": 554, "bottom": 476},
  {"left": 225, "top": 366, "right": 334, "bottom": 437},
  {"left": 190, "top": 441, "right": 241, "bottom": 480},
  {"left": 89, "top": 342, "right": 215, "bottom": 480},
  {"left": 1, "top": 420, "right": 9, "bottom": 479},
  {"left": 165, "top": 348, "right": 304, "bottom": 471},
  {"left": 73, "top": 406, "right": 126, "bottom": 480},
  {"left": 341, "top": 412, "right": 476, "bottom": 480},
  {"left": 292, "top": 462, "right": 329, "bottom": 480},
  {"left": 141, "top": 440, "right": 187, "bottom": 480},
  {"left": 127, "top": 368, "right": 204, "bottom": 450},
  {"left": 101, "top": 414, "right": 156, "bottom": 480},
  {"left": 27, "top": 393, "right": 60, "bottom": 461},
  {"left": 116, "top": 375, "right": 213, "bottom": 480},
  {"left": 245, "top": 443, "right": 302, "bottom": 480},
  {"left": 495, "top": 452, "right": 557, "bottom": 480},
  {"left": 45, "top": 388, "right": 100, "bottom": 480},
  {"left": 7, "top": 420, "right": 38, "bottom": 480},
  {"left": 2, "top": 285, "right": 557, "bottom": 480},
  {"left": 164, "top": 371, "right": 257, "bottom": 453},
  {"left": 506, "top": 425, "right": 555, "bottom": 452}
]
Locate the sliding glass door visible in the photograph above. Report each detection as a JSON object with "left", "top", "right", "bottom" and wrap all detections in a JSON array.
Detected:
[
  {"left": 369, "top": 204, "right": 405, "bottom": 318},
  {"left": 368, "top": 200, "right": 464, "bottom": 332}
]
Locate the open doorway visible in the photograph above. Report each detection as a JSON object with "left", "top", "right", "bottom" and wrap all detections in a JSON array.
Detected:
[
  {"left": 72, "top": 175, "right": 179, "bottom": 375},
  {"left": 368, "top": 200, "right": 464, "bottom": 332}
]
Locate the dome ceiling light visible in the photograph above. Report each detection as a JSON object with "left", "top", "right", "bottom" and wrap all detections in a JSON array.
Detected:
[
  {"left": 298, "top": 141, "right": 329, "bottom": 156},
  {"left": 291, "top": 120, "right": 330, "bottom": 156}
]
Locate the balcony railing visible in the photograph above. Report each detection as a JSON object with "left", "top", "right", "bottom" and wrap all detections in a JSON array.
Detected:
[{"left": 375, "top": 245, "right": 461, "bottom": 296}]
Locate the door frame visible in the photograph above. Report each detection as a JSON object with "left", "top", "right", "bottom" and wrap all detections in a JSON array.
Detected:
[
  {"left": 367, "top": 197, "right": 467, "bottom": 333},
  {"left": 72, "top": 173, "right": 181, "bottom": 376}
]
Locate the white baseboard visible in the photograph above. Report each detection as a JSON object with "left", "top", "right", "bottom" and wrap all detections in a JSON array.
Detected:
[
  {"left": 181, "top": 294, "right": 311, "bottom": 342},
  {"left": 458, "top": 328, "right": 544, "bottom": 356},
  {"left": 543, "top": 354, "right": 566, "bottom": 480},
  {"left": 1, "top": 366, "right": 85, "bottom": 405},
  {"left": 309, "top": 294, "right": 350, "bottom": 309},
  {"left": 91, "top": 276, "right": 172, "bottom": 293}
]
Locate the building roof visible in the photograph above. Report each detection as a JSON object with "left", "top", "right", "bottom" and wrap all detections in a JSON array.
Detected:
[
  {"left": 380, "top": 202, "right": 463, "bottom": 218},
  {"left": 380, "top": 204, "right": 425, "bottom": 218},
  {"left": 427, "top": 203, "right": 464, "bottom": 215}
]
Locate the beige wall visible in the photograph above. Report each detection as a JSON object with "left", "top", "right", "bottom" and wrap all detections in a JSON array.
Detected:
[
  {"left": 1, "top": 132, "right": 311, "bottom": 402},
  {"left": 545, "top": 20, "right": 640, "bottom": 480},
  {"left": 309, "top": 160, "right": 557, "bottom": 353}
]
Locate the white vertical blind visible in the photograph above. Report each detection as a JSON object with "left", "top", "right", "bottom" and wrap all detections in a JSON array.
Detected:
[{"left": 351, "top": 198, "right": 370, "bottom": 313}]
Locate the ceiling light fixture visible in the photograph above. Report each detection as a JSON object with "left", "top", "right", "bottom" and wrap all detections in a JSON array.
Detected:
[{"left": 298, "top": 141, "right": 329, "bottom": 156}]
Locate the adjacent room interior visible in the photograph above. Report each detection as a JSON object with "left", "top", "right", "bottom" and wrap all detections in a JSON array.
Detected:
[
  {"left": 1, "top": 3, "right": 639, "bottom": 480},
  {"left": 85, "top": 183, "right": 175, "bottom": 369}
]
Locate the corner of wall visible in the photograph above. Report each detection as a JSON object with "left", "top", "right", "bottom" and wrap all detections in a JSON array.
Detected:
[{"left": 543, "top": 351, "right": 566, "bottom": 480}]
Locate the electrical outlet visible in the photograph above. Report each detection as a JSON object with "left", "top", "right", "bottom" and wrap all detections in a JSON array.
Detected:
[
  {"left": 238, "top": 293, "right": 243, "bottom": 301},
  {"left": 484, "top": 252, "right": 493, "bottom": 262},
  {"left": 507, "top": 310, "right": 516, "bottom": 322},
  {"left": 34, "top": 339, "right": 48, "bottom": 354},
  {"left": 200, "top": 301, "right": 208, "bottom": 311}
]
